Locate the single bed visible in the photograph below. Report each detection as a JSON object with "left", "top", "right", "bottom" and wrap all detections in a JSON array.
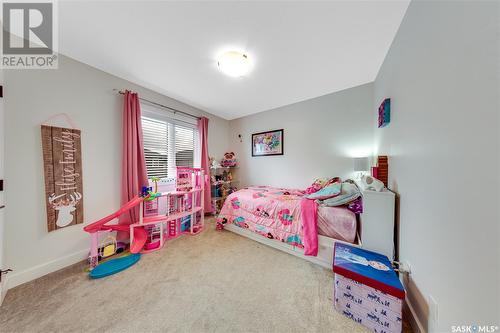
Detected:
[{"left": 218, "top": 186, "right": 360, "bottom": 267}]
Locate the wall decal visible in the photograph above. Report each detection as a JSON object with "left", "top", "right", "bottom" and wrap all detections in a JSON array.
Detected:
[
  {"left": 41, "top": 125, "right": 84, "bottom": 231},
  {"left": 378, "top": 98, "right": 391, "bottom": 128}
]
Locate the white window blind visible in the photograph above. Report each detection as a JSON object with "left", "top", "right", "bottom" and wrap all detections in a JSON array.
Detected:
[
  {"left": 142, "top": 117, "right": 170, "bottom": 179},
  {"left": 141, "top": 106, "right": 199, "bottom": 180},
  {"left": 175, "top": 125, "right": 195, "bottom": 168}
]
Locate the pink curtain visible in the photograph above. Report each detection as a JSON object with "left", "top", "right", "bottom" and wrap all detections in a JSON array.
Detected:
[
  {"left": 119, "top": 91, "right": 148, "bottom": 228},
  {"left": 198, "top": 117, "right": 212, "bottom": 213}
]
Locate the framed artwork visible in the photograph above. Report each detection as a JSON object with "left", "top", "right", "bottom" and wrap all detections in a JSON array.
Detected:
[{"left": 251, "top": 129, "right": 284, "bottom": 156}]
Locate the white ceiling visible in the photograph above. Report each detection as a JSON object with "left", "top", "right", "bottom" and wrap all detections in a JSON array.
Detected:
[{"left": 59, "top": 1, "right": 409, "bottom": 120}]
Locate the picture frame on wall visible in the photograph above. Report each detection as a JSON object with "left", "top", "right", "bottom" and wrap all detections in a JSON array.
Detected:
[{"left": 251, "top": 129, "right": 284, "bottom": 157}]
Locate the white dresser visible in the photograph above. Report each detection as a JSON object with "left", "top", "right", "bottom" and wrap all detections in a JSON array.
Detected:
[{"left": 359, "top": 189, "right": 396, "bottom": 260}]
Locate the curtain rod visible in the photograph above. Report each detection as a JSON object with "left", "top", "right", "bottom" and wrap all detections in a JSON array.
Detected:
[{"left": 114, "top": 89, "right": 201, "bottom": 120}]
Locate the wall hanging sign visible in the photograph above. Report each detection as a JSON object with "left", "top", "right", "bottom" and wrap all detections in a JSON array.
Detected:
[
  {"left": 41, "top": 125, "right": 84, "bottom": 232},
  {"left": 252, "top": 129, "right": 284, "bottom": 157},
  {"left": 378, "top": 98, "right": 391, "bottom": 128}
]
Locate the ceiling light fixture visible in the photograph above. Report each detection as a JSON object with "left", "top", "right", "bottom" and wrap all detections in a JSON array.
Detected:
[{"left": 217, "top": 50, "right": 252, "bottom": 77}]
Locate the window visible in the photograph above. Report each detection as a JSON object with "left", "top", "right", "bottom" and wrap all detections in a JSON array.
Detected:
[{"left": 141, "top": 104, "right": 199, "bottom": 180}]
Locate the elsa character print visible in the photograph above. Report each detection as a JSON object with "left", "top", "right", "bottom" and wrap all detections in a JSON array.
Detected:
[{"left": 337, "top": 249, "right": 390, "bottom": 271}]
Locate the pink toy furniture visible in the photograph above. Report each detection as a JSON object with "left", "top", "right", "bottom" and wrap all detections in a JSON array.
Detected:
[{"left": 84, "top": 167, "right": 205, "bottom": 270}]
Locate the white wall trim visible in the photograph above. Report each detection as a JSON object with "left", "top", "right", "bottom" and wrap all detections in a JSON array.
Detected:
[
  {"left": 6, "top": 249, "right": 88, "bottom": 290},
  {"left": 0, "top": 281, "right": 6, "bottom": 306},
  {"left": 404, "top": 294, "right": 427, "bottom": 333}
]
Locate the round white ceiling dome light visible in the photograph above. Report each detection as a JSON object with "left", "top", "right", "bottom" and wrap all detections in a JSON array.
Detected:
[{"left": 217, "top": 50, "right": 252, "bottom": 77}]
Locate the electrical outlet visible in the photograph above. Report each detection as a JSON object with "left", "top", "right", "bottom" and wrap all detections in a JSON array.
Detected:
[
  {"left": 400, "top": 261, "right": 411, "bottom": 274},
  {"left": 428, "top": 295, "right": 438, "bottom": 333}
]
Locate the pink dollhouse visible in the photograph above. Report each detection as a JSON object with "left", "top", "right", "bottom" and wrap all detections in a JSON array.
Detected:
[{"left": 84, "top": 167, "right": 206, "bottom": 272}]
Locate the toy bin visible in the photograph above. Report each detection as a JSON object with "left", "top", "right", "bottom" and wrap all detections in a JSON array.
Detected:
[{"left": 333, "top": 243, "right": 405, "bottom": 333}]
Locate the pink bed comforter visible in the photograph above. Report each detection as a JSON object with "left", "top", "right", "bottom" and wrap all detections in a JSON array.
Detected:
[
  {"left": 218, "top": 186, "right": 321, "bottom": 254},
  {"left": 218, "top": 186, "right": 358, "bottom": 251},
  {"left": 219, "top": 187, "right": 303, "bottom": 243}
]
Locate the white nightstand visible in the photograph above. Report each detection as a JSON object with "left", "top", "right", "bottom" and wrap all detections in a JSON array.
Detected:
[{"left": 359, "top": 189, "right": 396, "bottom": 260}]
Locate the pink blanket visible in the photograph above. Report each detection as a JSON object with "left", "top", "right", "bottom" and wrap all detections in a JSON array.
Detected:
[
  {"left": 301, "top": 198, "right": 318, "bottom": 256},
  {"left": 218, "top": 186, "right": 319, "bottom": 255}
]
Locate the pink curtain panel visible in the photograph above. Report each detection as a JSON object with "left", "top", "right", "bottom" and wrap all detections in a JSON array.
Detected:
[
  {"left": 197, "top": 117, "right": 212, "bottom": 213},
  {"left": 119, "top": 91, "right": 149, "bottom": 233}
]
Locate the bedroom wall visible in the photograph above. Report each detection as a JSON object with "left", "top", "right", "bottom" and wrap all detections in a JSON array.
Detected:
[
  {"left": 3, "top": 55, "right": 229, "bottom": 288},
  {"left": 373, "top": 0, "right": 499, "bottom": 331},
  {"left": 228, "top": 83, "right": 374, "bottom": 189}
]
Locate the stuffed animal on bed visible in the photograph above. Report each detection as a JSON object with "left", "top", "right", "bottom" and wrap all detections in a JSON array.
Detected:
[
  {"left": 221, "top": 152, "right": 237, "bottom": 167},
  {"left": 305, "top": 177, "right": 341, "bottom": 194}
]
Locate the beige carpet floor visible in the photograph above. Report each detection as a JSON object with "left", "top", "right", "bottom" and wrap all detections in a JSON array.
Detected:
[{"left": 0, "top": 219, "right": 406, "bottom": 333}]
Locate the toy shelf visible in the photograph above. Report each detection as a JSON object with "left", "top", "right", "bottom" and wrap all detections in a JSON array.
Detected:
[
  {"left": 211, "top": 180, "right": 239, "bottom": 186},
  {"left": 210, "top": 166, "right": 237, "bottom": 215}
]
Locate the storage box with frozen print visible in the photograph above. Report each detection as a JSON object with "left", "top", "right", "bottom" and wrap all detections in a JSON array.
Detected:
[{"left": 333, "top": 242, "right": 405, "bottom": 333}]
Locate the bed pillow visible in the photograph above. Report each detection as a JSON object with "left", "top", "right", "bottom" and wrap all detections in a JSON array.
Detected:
[
  {"left": 306, "top": 182, "right": 342, "bottom": 200},
  {"left": 305, "top": 178, "right": 327, "bottom": 194},
  {"left": 321, "top": 182, "right": 361, "bottom": 207}
]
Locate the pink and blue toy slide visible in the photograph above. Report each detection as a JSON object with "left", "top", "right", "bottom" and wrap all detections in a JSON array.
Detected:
[{"left": 84, "top": 196, "right": 147, "bottom": 279}]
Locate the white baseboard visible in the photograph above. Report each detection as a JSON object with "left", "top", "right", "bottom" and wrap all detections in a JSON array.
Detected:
[
  {"left": 0, "top": 280, "right": 6, "bottom": 306},
  {"left": 405, "top": 296, "right": 427, "bottom": 333},
  {"left": 6, "top": 249, "right": 88, "bottom": 291},
  {"left": 224, "top": 224, "right": 332, "bottom": 269},
  {"left": 401, "top": 273, "right": 428, "bottom": 333}
]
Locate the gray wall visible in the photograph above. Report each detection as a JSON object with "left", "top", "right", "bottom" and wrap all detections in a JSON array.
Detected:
[
  {"left": 229, "top": 83, "right": 374, "bottom": 189},
  {"left": 374, "top": 1, "right": 499, "bottom": 331},
  {"left": 4, "top": 55, "right": 229, "bottom": 287}
]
